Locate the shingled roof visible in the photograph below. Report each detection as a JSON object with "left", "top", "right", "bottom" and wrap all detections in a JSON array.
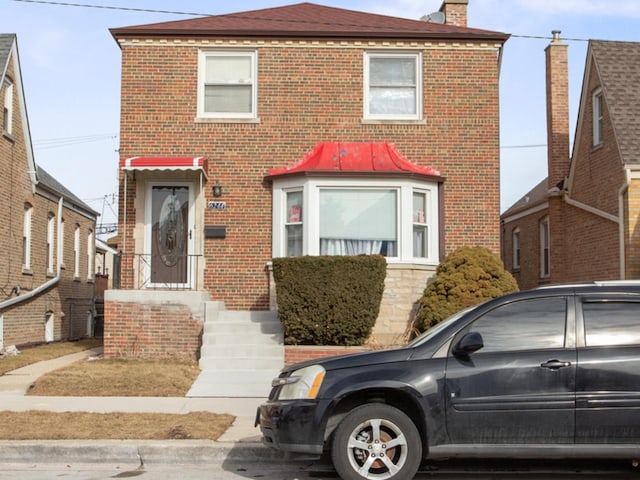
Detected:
[
  {"left": 590, "top": 40, "right": 640, "bottom": 166},
  {"left": 110, "top": 2, "right": 508, "bottom": 42},
  {"left": 36, "top": 166, "right": 98, "bottom": 217},
  {"left": 0, "top": 33, "right": 16, "bottom": 74}
]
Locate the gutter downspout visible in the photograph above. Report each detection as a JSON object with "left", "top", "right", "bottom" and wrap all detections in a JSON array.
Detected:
[
  {"left": 618, "top": 169, "right": 631, "bottom": 279},
  {"left": 0, "top": 197, "right": 63, "bottom": 311}
]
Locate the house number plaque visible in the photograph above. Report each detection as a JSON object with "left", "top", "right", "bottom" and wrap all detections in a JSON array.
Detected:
[{"left": 207, "top": 201, "right": 226, "bottom": 210}]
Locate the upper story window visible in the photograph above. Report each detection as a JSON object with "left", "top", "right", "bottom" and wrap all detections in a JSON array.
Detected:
[
  {"left": 198, "top": 50, "right": 257, "bottom": 119},
  {"left": 87, "top": 229, "right": 94, "bottom": 281},
  {"left": 273, "top": 178, "right": 439, "bottom": 264},
  {"left": 22, "top": 203, "right": 32, "bottom": 270},
  {"left": 540, "top": 216, "right": 550, "bottom": 279},
  {"left": 59, "top": 218, "right": 65, "bottom": 267},
  {"left": 3, "top": 77, "right": 13, "bottom": 134},
  {"left": 364, "top": 52, "right": 422, "bottom": 121},
  {"left": 512, "top": 227, "right": 521, "bottom": 270},
  {"left": 592, "top": 88, "right": 603, "bottom": 147},
  {"left": 74, "top": 224, "right": 80, "bottom": 279},
  {"left": 46, "top": 212, "right": 55, "bottom": 274}
]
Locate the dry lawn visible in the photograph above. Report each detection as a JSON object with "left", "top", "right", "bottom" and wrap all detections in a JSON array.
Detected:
[
  {"left": 0, "top": 340, "right": 236, "bottom": 440},
  {"left": 27, "top": 357, "right": 200, "bottom": 397},
  {"left": 0, "top": 338, "right": 102, "bottom": 375},
  {"left": 0, "top": 411, "right": 234, "bottom": 440}
]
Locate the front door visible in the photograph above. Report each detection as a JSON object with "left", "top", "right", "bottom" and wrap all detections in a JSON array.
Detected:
[
  {"left": 445, "top": 296, "right": 576, "bottom": 444},
  {"left": 147, "top": 184, "right": 192, "bottom": 288}
]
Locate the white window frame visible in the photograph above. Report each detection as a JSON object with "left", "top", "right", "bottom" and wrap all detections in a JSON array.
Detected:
[
  {"left": 540, "top": 216, "right": 550, "bottom": 279},
  {"left": 512, "top": 227, "right": 521, "bottom": 270},
  {"left": 197, "top": 50, "right": 258, "bottom": 119},
  {"left": 59, "top": 218, "right": 65, "bottom": 268},
  {"left": 87, "top": 229, "right": 94, "bottom": 281},
  {"left": 46, "top": 212, "right": 55, "bottom": 275},
  {"left": 74, "top": 224, "right": 80, "bottom": 279},
  {"left": 3, "top": 78, "right": 13, "bottom": 134},
  {"left": 272, "top": 177, "right": 439, "bottom": 264},
  {"left": 364, "top": 51, "right": 422, "bottom": 121},
  {"left": 592, "top": 88, "right": 603, "bottom": 146},
  {"left": 22, "top": 204, "right": 32, "bottom": 270}
]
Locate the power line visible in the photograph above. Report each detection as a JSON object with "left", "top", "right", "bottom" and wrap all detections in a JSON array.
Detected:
[
  {"left": 11, "top": 0, "right": 209, "bottom": 16},
  {"left": 10, "top": 0, "right": 596, "bottom": 43},
  {"left": 33, "top": 133, "right": 118, "bottom": 150}
]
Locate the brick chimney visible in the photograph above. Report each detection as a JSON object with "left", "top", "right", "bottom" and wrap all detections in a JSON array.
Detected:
[
  {"left": 545, "top": 30, "right": 570, "bottom": 191},
  {"left": 439, "top": 0, "right": 468, "bottom": 27}
]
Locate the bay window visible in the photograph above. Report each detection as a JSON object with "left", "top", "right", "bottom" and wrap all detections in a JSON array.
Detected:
[
  {"left": 320, "top": 189, "right": 397, "bottom": 256},
  {"left": 273, "top": 178, "right": 438, "bottom": 263},
  {"left": 285, "top": 190, "right": 303, "bottom": 257}
]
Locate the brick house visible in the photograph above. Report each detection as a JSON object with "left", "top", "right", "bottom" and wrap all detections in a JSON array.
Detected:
[
  {"left": 106, "top": 1, "right": 508, "bottom": 393},
  {"left": 501, "top": 34, "right": 640, "bottom": 289},
  {"left": 0, "top": 34, "right": 98, "bottom": 349}
]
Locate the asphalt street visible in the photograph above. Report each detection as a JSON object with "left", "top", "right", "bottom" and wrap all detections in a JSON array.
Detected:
[{"left": 1, "top": 459, "right": 639, "bottom": 480}]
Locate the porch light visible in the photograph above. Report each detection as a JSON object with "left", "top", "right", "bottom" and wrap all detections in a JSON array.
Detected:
[{"left": 212, "top": 180, "right": 222, "bottom": 197}]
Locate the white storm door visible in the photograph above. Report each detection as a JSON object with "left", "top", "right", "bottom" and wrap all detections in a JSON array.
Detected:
[{"left": 145, "top": 183, "right": 195, "bottom": 288}]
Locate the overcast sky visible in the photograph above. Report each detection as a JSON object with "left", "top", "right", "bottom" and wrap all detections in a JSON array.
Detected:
[{"left": 2, "top": 0, "right": 640, "bottom": 229}]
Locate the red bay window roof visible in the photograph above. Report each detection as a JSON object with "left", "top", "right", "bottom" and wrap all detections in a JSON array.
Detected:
[
  {"left": 120, "top": 157, "right": 208, "bottom": 177},
  {"left": 268, "top": 142, "right": 441, "bottom": 179}
]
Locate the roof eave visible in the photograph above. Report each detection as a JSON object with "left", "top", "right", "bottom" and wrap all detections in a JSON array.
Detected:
[{"left": 110, "top": 28, "right": 510, "bottom": 43}]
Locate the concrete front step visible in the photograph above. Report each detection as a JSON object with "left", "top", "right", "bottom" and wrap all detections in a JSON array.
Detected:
[
  {"left": 199, "top": 356, "right": 283, "bottom": 371},
  {"left": 200, "top": 332, "right": 283, "bottom": 347},
  {"left": 200, "top": 344, "right": 284, "bottom": 358},
  {"left": 186, "top": 370, "right": 276, "bottom": 398},
  {"left": 203, "top": 321, "right": 283, "bottom": 335},
  {"left": 189, "top": 306, "right": 285, "bottom": 397}
]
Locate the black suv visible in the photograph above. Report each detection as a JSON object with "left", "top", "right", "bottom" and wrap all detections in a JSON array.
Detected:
[{"left": 257, "top": 282, "right": 640, "bottom": 480}]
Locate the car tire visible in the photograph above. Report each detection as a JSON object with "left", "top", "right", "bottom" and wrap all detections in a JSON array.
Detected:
[{"left": 331, "top": 403, "right": 422, "bottom": 480}]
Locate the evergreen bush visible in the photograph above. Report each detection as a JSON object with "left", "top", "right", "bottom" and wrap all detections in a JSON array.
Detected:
[
  {"left": 272, "top": 255, "right": 386, "bottom": 345},
  {"left": 416, "top": 246, "right": 518, "bottom": 333}
]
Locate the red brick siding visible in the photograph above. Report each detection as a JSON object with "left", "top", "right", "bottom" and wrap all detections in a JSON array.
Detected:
[
  {"left": 502, "top": 52, "right": 629, "bottom": 289},
  {"left": 284, "top": 345, "right": 368, "bottom": 366},
  {"left": 103, "top": 301, "right": 202, "bottom": 359},
  {"left": 117, "top": 41, "right": 502, "bottom": 310},
  {"left": 1, "top": 53, "right": 95, "bottom": 346}
]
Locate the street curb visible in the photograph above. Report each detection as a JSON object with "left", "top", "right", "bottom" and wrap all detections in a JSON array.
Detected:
[{"left": 0, "top": 440, "right": 284, "bottom": 465}]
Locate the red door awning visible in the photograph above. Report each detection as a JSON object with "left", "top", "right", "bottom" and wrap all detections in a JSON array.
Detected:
[{"left": 120, "top": 157, "right": 208, "bottom": 178}]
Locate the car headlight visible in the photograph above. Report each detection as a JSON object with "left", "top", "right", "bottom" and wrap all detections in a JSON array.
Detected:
[{"left": 273, "top": 364, "right": 326, "bottom": 400}]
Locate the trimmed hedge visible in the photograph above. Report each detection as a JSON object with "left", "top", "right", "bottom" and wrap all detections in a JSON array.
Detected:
[
  {"left": 416, "top": 246, "right": 518, "bottom": 333},
  {"left": 273, "top": 255, "right": 386, "bottom": 346}
]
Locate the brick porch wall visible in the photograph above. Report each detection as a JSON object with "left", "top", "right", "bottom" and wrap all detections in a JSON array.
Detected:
[{"left": 104, "top": 301, "right": 202, "bottom": 360}]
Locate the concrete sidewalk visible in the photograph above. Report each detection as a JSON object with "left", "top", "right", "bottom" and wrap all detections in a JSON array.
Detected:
[{"left": 0, "top": 348, "right": 280, "bottom": 465}]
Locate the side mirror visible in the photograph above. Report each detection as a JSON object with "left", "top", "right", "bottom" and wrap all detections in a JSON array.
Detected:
[{"left": 452, "top": 331, "right": 484, "bottom": 357}]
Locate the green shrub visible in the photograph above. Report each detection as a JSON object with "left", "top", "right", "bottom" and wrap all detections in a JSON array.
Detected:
[
  {"left": 272, "top": 255, "right": 386, "bottom": 346},
  {"left": 416, "top": 246, "right": 518, "bottom": 333}
]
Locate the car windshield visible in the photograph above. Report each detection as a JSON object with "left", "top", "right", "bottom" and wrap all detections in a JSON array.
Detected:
[{"left": 406, "top": 306, "right": 475, "bottom": 348}]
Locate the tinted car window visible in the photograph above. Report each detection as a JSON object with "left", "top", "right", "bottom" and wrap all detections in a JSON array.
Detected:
[
  {"left": 583, "top": 301, "right": 640, "bottom": 347},
  {"left": 468, "top": 297, "right": 567, "bottom": 353}
]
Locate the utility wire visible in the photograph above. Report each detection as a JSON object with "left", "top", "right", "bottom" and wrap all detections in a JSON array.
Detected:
[
  {"left": 11, "top": 0, "right": 209, "bottom": 16},
  {"left": 11, "top": 0, "right": 595, "bottom": 42}
]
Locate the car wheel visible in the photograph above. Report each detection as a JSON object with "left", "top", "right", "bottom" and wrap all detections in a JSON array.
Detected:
[{"left": 331, "top": 403, "right": 422, "bottom": 480}]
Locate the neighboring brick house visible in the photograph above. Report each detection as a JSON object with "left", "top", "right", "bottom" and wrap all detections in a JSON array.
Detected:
[
  {"left": 107, "top": 1, "right": 509, "bottom": 362},
  {"left": 501, "top": 34, "right": 640, "bottom": 289},
  {"left": 0, "top": 34, "right": 99, "bottom": 349}
]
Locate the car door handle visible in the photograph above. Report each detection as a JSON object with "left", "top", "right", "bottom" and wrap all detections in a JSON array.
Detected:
[{"left": 540, "top": 360, "right": 572, "bottom": 370}]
